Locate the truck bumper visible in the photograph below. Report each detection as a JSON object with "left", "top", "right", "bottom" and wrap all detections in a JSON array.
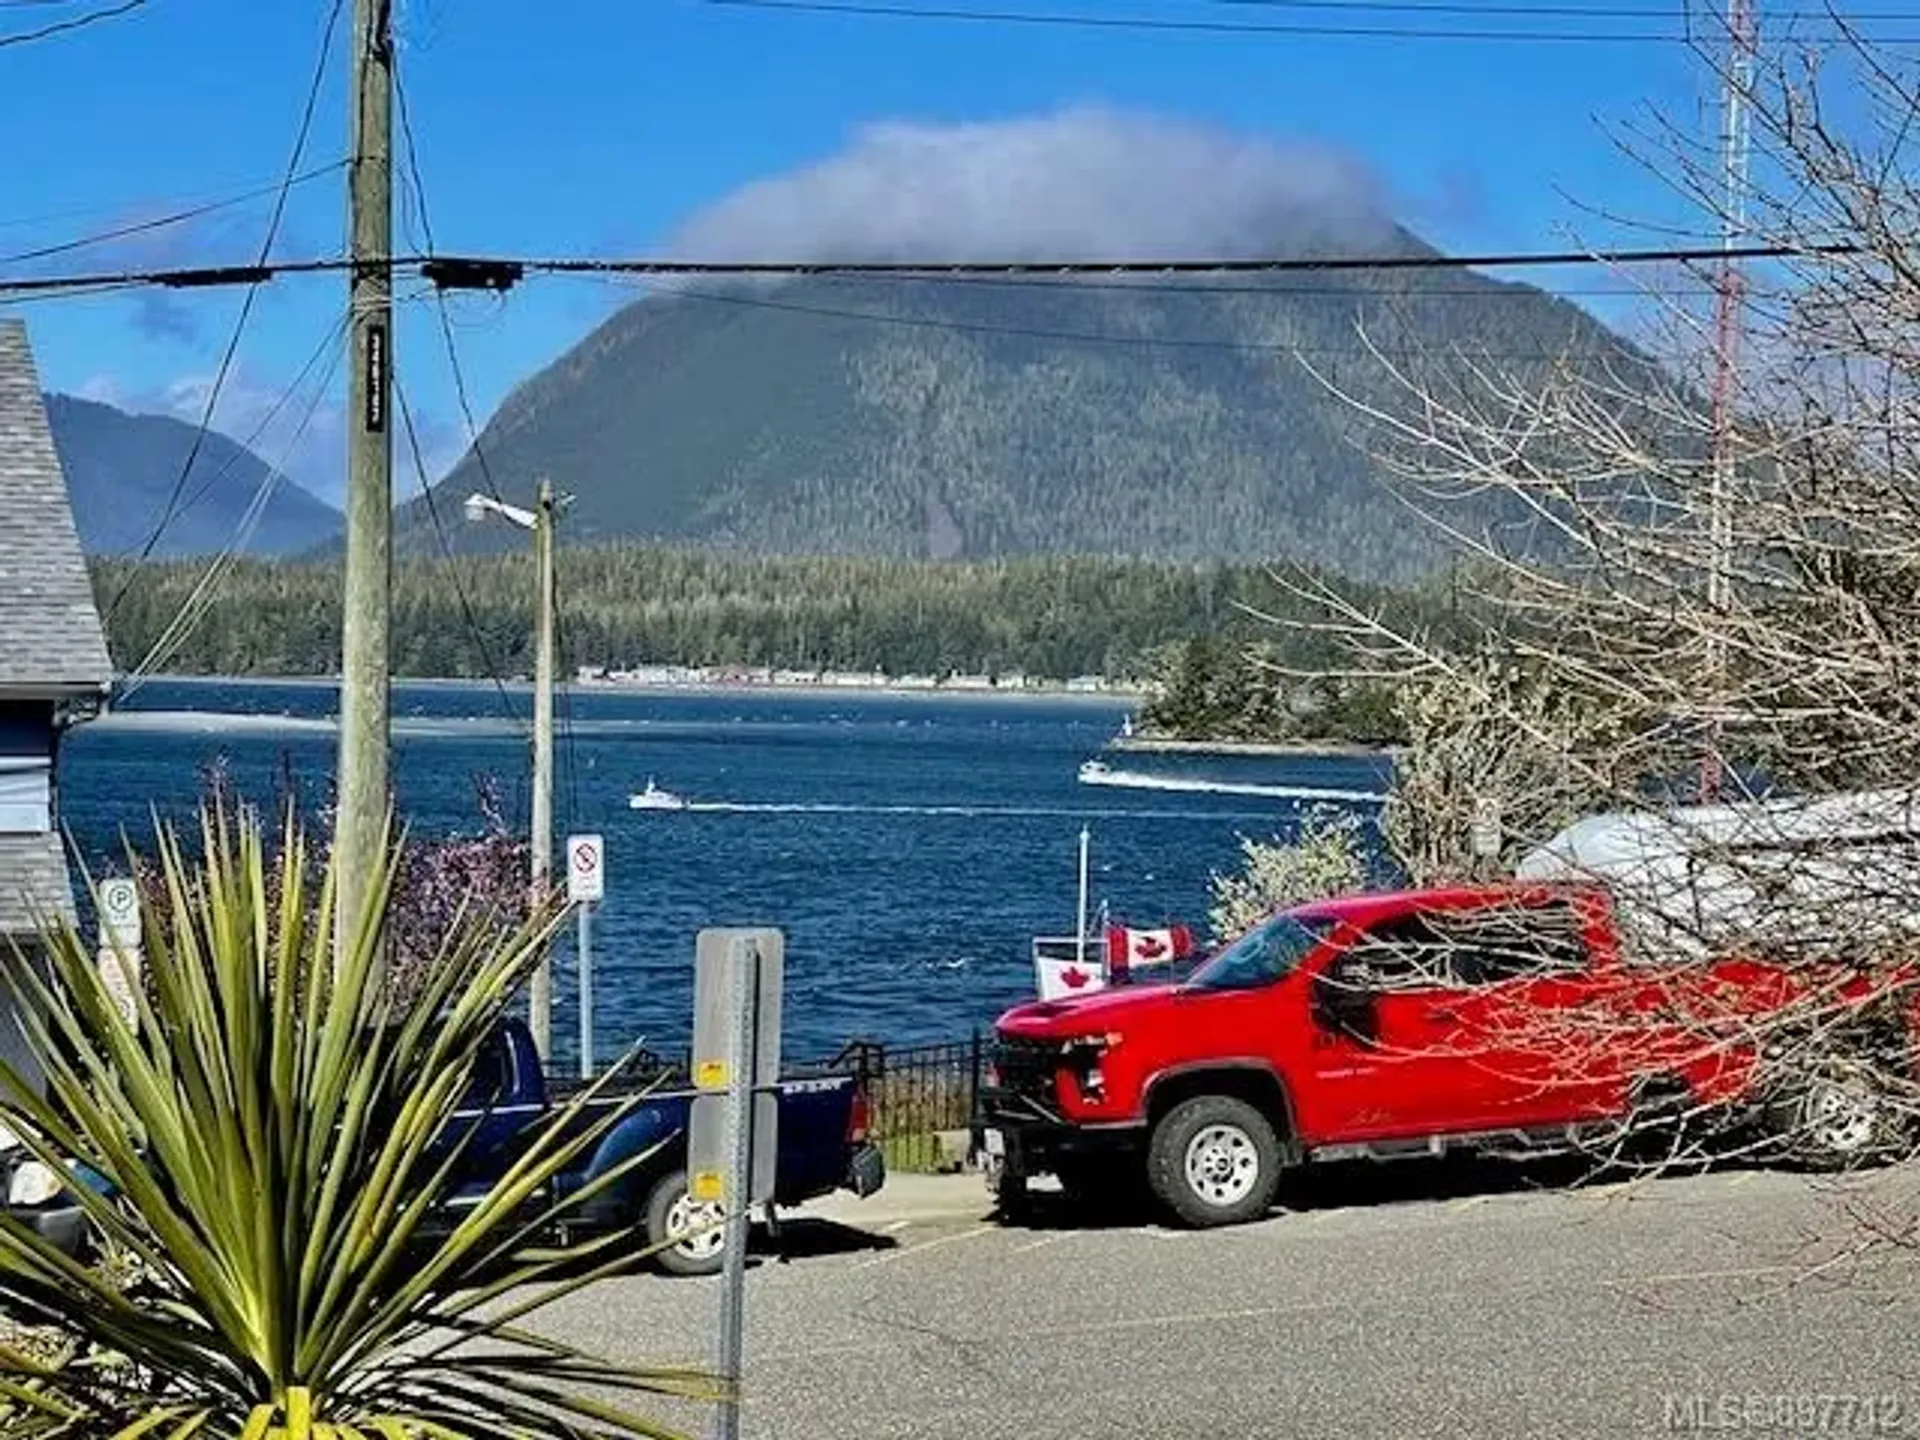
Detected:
[
  {"left": 846, "top": 1142, "right": 887, "bottom": 1198},
  {"left": 972, "top": 1086, "right": 1143, "bottom": 1182}
]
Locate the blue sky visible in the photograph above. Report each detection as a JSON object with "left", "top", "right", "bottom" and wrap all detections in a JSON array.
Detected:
[{"left": 0, "top": 0, "right": 1844, "bottom": 504}]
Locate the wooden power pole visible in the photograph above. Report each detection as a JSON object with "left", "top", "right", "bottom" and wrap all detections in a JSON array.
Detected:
[
  {"left": 530, "top": 476, "right": 556, "bottom": 1057},
  {"left": 337, "top": 0, "right": 394, "bottom": 959}
]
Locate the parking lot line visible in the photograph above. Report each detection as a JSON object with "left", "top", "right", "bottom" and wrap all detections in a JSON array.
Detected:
[
  {"left": 1011, "top": 1231, "right": 1078, "bottom": 1254},
  {"left": 852, "top": 1224, "right": 996, "bottom": 1270}
]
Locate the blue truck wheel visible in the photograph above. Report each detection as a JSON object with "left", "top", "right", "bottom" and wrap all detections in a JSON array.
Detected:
[{"left": 643, "top": 1169, "right": 728, "bottom": 1277}]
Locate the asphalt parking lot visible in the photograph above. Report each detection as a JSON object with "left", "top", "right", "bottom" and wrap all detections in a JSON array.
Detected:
[{"left": 527, "top": 1157, "right": 1920, "bottom": 1439}]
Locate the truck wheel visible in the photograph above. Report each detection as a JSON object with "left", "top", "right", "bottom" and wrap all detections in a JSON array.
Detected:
[
  {"left": 1771, "top": 1061, "right": 1897, "bottom": 1170},
  {"left": 1147, "top": 1095, "right": 1282, "bottom": 1229},
  {"left": 643, "top": 1169, "right": 728, "bottom": 1277}
]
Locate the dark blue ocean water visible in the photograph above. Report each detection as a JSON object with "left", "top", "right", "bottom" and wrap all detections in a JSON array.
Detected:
[{"left": 56, "top": 679, "right": 1392, "bottom": 1062}]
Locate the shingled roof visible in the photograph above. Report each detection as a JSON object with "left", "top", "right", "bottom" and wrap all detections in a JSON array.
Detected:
[{"left": 0, "top": 320, "right": 112, "bottom": 695}]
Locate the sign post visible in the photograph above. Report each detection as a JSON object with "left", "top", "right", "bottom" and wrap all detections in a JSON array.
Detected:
[
  {"left": 689, "top": 928, "right": 784, "bottom": 1440},
  {"left": 1075, "top": 825, "right": 1091, "bottom": 969},
  {"left": 565, "top": 835, "right": 604, "bottom": 1078},
  {"left": 96, "top": 877, "right": 141, "bottom": 1028}
]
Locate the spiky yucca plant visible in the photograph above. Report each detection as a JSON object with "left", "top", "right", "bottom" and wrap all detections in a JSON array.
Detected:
[{"left": 0, "top": 808, "right": 715, "bottom": 1438}]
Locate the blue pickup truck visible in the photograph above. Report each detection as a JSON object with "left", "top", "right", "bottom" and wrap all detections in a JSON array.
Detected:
[
  {"left": 432, "top": 1017, "right": 887, "bottom": 1276},
  {"left": 4, "top": 1017, "right": 886, "bottom": 1277}
]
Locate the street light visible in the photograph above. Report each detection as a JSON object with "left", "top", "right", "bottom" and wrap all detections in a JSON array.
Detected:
[
  {"left": 464, "top": 492, "right": 538, "bottom": 530},
  {"left": 465, "top": 478, "right": 563, "bottom": 1061}
]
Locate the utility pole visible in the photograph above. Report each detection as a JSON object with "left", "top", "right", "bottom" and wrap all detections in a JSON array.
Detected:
[
  {"left": 530, "top": 476, "right": 556, "bottom": 1058},
  {"left": 1701, "top": 0, "right": 1755, "bottom": 803},
  {"left": 460, "top": 481, "right": 562, "bottom": 1057},
  {"left": 337, "top": 0, "right": 393, "bottom": 959}
]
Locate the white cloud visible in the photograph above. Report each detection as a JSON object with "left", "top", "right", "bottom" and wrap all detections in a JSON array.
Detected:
[{"left": 669, "top": 106, "right": 1397, "bottom": 264}]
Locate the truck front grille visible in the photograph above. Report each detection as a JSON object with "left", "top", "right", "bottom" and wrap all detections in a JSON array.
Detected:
[{"left": 993, "top": 1034, "right": 1064, "bottom": 1101}]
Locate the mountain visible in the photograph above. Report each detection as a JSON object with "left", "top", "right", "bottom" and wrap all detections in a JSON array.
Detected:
[
  {"left": 401, "top": 227, "right": 1646, "bottom": 581},
  {"left": 46, "top": 394, "right": 342, "bottom": 558}
]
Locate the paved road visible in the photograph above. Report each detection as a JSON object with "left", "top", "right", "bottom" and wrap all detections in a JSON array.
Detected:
[{"left": 528, "top": 1158, "right": 1920, "bottom": 1439}]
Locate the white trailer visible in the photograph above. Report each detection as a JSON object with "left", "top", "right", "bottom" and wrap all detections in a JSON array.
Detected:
[{"left": 1515, "top": 788, "right": 1920, "bottom": 960}]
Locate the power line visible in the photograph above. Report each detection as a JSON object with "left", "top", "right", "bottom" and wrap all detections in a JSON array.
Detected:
[
  {"left": 801, "top": 269, "right": 1720, "bottom": 300},
  {"left": 118, "top": 323, "right": 350, "bottom": 696},
  {"left": 0, "top": 0, "right": 141, "bottom": 47},
  {"left": 704, "top": 0, "right": 1920, "bottom": 41},
  {"left": 393, "top": 61, "right": 510, "bottom": 507},
  {"left": 599, "top": 274, "right": 1635, "bottom": 360},
  {"left": 0, "top": 238, "right": 1866, "bottom": 302},
  {"left": 395, "top": 373, "right": 529, "bottom": 738},
  {"left": 1213, "top": 0, "right": 1920, "bottom": 17},
  {"left": 99, "top": 0, "right": 347, "bottom": 630},
  {"left": 0, "top": 161, "right": 346, "bottom": 269},
  {"left": 97, "top": 0, "right": 347, "bottom": 633}
]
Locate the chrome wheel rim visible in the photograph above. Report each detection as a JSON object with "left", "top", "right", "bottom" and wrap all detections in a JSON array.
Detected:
[
  {"left": 1183, "top": 1123, "right": 1259, "bottom": 1207},
  {"left": 666, "top": 1190, "right": 727, "bottom": 1260},
  {"left": 1807, "top": 1077, "right": 1879, "bottom": 1155}
]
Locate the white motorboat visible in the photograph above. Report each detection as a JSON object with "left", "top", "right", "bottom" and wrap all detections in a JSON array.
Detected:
[
  {"left": 628, "top": 778, "right": 688, "bottom": 811},
  {"left": 1078, "top": 759, "right": 1113, "bottom": 784}
]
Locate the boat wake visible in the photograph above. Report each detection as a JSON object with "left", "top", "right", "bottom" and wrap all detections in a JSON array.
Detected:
[
  {"left": 650, "top": 800, "right": 1287, "bottom": 821},
  {"left": 1078, "top": 762, "right": 1385, "bottom": 805}
]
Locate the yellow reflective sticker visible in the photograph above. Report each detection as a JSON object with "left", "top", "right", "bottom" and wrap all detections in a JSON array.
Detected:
[
  {"left": 691, "top": 1170, "right": 723, "bottom": 1202},
  {"left": 696, "top": 1059, "right": 728, "bottom": 1089}
]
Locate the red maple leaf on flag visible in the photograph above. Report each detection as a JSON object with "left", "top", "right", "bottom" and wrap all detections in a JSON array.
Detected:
[
  {"left": 1062, "top": 966, "right": 1092, "bottom": 989},
  {"left": 1136, "top": 934, "right": 1169, "bottom": 959}
]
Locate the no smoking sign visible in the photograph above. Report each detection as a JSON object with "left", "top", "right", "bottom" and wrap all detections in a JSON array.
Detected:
[{"left": 566, "top": 834, "right": 605, "bottom": 904}]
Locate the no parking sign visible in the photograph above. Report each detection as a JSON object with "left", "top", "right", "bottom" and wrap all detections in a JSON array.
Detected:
[{"left": 566, "top": 834, "right": 604, "bottom": 904}]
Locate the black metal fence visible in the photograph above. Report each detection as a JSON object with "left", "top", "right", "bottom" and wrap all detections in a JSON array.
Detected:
[{"left": 833, "top": 1032, "right": 984, "bottom": 1173}]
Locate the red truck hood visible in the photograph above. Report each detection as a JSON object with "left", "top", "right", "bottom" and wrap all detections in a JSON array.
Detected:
[{"left": 996, "top": 982, "right": 1183, "bottom": 1038}]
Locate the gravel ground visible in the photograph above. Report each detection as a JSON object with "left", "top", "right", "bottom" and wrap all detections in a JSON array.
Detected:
[{"left": 526, "top": 1157, "right": 1920, "bottom": 1439}]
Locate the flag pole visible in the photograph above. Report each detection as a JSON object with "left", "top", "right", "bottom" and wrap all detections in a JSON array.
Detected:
[{"left": 1076, "top": 825, "right": 1091, "bottom": 970}]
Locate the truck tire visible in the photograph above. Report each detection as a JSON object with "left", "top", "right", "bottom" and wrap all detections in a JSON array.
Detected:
[
  {"left": 1147, "top": 1095, "right": 1283, "bottom": 1229},
  {"left": 643, "top": 1169, "right": 728, "bottom": 1278},
  {"left": 1768, "top": 1058, "right": 1899, "bottom": 1170}
]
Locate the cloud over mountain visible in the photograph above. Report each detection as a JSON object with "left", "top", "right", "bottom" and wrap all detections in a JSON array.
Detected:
[{"left": 669, "top": 106, "right": 1398, "bottom": 263}]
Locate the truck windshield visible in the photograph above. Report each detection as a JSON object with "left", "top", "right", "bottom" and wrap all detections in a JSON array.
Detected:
[{"left": 1185, "top": 913, "right": 1337, "bottom": 991}]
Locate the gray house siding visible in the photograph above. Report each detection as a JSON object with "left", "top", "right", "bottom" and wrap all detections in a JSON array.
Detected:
[{"left": 0, "top": 320, "right": 112, "bottom": 1094}]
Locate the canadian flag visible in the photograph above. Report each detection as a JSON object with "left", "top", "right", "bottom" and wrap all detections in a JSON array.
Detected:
[
  {"left": 1035, "top": 954, "right": 1109, "bottom": 1002},
  {"left": 1106, "top": 924, "right": 1195, "bottom": 979}
]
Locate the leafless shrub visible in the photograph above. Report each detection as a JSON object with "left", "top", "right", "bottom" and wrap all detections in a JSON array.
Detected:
[
  {"left": 1207, "top": 806, "right": 1370, "bottom": 944},
  {"left": 1267, "top": 26, "right": 1920, "bottom": 1188}
]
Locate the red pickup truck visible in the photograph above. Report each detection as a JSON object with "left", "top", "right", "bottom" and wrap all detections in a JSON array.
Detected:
[{"left": 976, "top": 882, "right": 1918, "bottom": 1228}]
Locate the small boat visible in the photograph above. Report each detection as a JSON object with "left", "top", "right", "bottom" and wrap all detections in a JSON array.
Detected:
[
  {"left": 628, "top": 778, "right": 688, "bottom": 811},
  {"left": 1078, "top": 759, "right": 1112, "bottom": 784}
]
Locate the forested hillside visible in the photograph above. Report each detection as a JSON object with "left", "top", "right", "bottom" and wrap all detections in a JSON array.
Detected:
[
  {"left": 397, "top": 253, "right": 1641, "bottom": 581},
  {"left": 95, "top": 546, "right": 1461, "bottom": 684},
  {"left": 49, "top": 394, "right": 342, "bottom": 557}
]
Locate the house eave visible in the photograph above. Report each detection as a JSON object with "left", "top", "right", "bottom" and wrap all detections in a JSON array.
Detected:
[{"left": 0, "top": 680, "right": 113, "bottom": 703}]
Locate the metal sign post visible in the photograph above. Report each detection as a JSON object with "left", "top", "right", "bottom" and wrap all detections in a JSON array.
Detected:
[
  {"left": 716, "top": 935, "right": 756, "bottom": 1440},
  {"left": 689, "top": 928, "right": 785, "bottom": 1440},
  {"left": 1075, "top": 825, "right": 1091, "bottom": 968},
  {"left": 565, "top": 835, "right": 604, "bottom": 1079},
  {"left": 576, "top": 901, "right": 594, "bottom": 1078}
]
